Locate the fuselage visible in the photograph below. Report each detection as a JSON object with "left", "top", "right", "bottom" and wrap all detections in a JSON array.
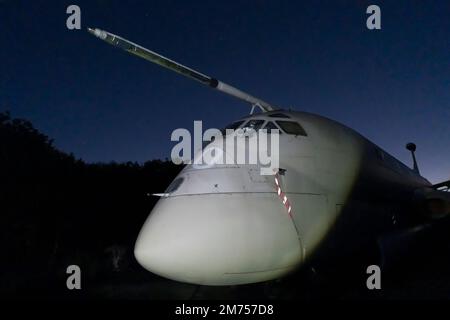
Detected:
[{"left": 134, "top": 110, "right": 431, "bottom": 285}]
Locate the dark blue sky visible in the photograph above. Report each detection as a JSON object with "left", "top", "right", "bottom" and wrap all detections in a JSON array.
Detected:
[{"left": 1, "top": 1, "right": 449, "bottom": 183}]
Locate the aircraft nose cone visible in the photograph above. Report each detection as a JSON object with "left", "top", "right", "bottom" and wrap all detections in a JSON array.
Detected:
[
  {"left": 134, "top": 194, "right": 302, "bottom": 286},
  {"left": 134, "top": 200, "right": 203, "bottom": 283}
]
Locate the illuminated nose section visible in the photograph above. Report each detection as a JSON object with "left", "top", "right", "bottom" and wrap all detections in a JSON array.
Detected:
[{"left": 134, "top": 193, "right": 302, "bottom": 285}]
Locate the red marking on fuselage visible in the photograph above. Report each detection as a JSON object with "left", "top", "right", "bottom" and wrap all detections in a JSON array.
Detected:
[{"left": 275, "top": 173, "right": 293, "bottom": 218}]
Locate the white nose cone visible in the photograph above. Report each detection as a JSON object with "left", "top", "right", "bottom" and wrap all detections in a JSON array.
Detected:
[{"left": 134, "top": 194, "right": 302, "bottom": 286}]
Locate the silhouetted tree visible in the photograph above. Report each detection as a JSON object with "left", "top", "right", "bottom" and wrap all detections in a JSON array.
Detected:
[{"left": 0, "top": 111, "right": 183, "bottom": 298}]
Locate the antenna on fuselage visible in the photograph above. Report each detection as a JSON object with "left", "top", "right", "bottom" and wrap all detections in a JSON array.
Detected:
[
  {"left": 406, "top": 142, "right": 420, "bottom": 174},
  {"left": 87, "top": 28, "right": 275, "bottom": 112}
]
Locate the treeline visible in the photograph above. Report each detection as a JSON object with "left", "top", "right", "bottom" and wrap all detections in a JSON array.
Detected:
[{"left": 0, "top": 111, "right": 183, "bottom": 298}]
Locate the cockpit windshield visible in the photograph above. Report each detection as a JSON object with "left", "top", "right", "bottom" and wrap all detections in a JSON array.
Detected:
[
  {"left": 221, "top": 120, "right": 245, "bottom": 135},
  {"left": 262, "top": 121, "right": 281, "bottom": 133},
  {"left": 241, "top": 120, "right": 264, "bottom": 132},
  {"left": 221, "top": 119, "right": 306, "bottom": 136},
  {"left": 275, "top": 121, "right": 307, "bottom": 136}
]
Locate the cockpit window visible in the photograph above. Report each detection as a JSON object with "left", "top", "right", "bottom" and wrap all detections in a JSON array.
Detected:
[
  {"left": 269, "top": 113, "right": 291, "bottom": 118},
  {"left": 221, "top": 120, "right": 245, "bottom": 135},
  {"left": 262, "top": 121, "right": 281, "bottom": 133},
  {"left": 165, "top": 177, "right": 184, "bottom": 193},
  {"left": 241, "top": 120, "right": 265, "bottom": 132},
  {"left": 275, "top": 121, "right": 307, "bottom": 136}
]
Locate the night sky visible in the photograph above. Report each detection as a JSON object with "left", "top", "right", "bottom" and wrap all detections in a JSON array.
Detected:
[{"left": 1, "top": 1, "right": 449, "bottom": 183}]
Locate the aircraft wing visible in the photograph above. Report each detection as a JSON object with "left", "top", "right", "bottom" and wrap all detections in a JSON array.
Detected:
[{"left": 87, "top": 28, "right": 275, "bottom": 112}]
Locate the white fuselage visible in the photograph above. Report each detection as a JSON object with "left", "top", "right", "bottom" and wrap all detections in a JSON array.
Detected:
[{"left": 134, "top": 110, "right": 430, "bottom": 285}]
